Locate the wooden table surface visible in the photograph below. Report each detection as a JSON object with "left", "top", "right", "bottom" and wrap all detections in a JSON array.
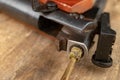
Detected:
[{"left": 0, "top": 1, "right": 120, "bottom": 80}]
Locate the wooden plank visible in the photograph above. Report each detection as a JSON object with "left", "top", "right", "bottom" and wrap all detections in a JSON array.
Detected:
[{"left": 0, "top": 1, "right": 120, "bottom": 80}]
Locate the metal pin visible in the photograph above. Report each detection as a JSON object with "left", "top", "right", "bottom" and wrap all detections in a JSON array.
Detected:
[{"left": 61, "top": 46, "right": 83, "bottom": 80}]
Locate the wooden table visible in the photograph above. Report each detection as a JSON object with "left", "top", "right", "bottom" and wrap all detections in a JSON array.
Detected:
[{"left": 0, "top": 1, "right": 120, "bottom": 80}]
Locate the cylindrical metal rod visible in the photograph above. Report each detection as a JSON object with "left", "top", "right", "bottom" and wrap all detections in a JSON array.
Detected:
[
  {"left": 61, "top": 46, "right": 83, "bottom": 80},
  {"left": 61, "top": 57, "right": 76, "bottom": 80},
  {"left": 0, "top": 0, "right": 40, "bottom": 27}
]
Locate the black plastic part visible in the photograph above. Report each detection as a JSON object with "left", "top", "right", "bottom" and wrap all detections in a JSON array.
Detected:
[
  {"left": 92, "top": 13, "right": 116, "bottom": 68},
  {"left": 92, "top": 55, "right": 113, "bottom": 68},
  {"left": 38, "top": 16, "right": 62, "bottom": 37}
]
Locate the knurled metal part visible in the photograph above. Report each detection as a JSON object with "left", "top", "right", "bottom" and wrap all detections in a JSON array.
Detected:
[
  {"left": 69, "top": 46, "right": 83, "bottom": 61},
  {"left": 67, "top": 40, "right": 88, "bottom": 55}
]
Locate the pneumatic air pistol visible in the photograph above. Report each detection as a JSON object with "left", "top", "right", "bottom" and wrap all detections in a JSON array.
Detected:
[
  {"left": 0, "top": 0, "right": 116, "bottom": 68},
  {"left": 32, "top": 0, "right": 116, "bottom": 68}
]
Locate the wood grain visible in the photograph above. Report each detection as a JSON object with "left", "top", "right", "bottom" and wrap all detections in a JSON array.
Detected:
[{"left": 0, "top": 1, "right": 120, "bottom": 80}]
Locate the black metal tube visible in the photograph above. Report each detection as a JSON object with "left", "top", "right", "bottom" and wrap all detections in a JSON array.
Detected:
[{"left": 0, "top": 0, "right": 40, "bottom": 27}]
